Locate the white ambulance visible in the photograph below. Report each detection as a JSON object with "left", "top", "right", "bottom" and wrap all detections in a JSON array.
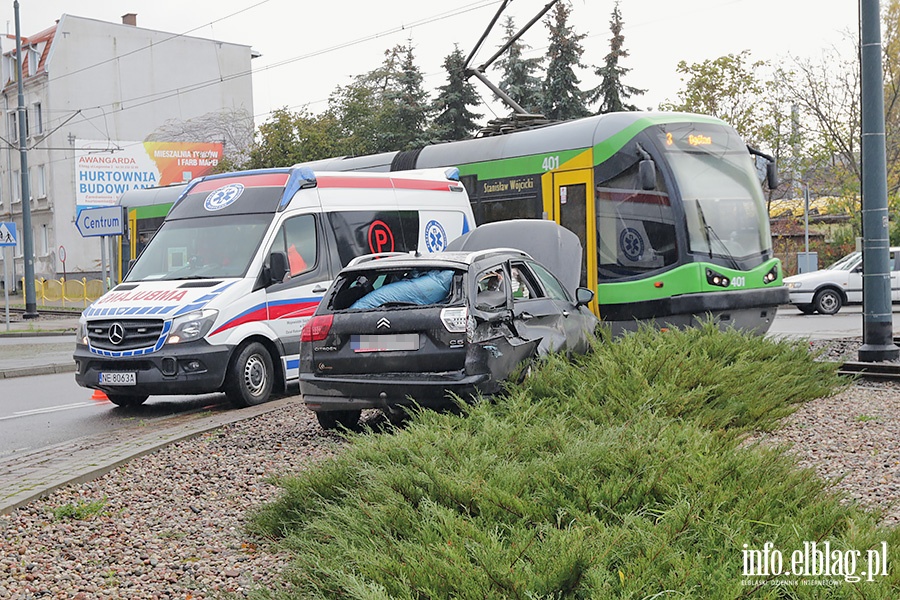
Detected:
[{"left": 74, "top": 166, "right": 475, "bottom": 407}]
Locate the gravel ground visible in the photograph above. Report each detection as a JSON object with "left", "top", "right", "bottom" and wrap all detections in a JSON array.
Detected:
[
  {"left": 1, "top": 338, "right": 898, "bottom": 598},
  {"left": 0, "top": 403, "right": 343, "bottom": 599}
]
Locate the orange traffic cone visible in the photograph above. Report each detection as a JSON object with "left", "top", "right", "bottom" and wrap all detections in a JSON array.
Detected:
[{"left": 91, "top": 389, "right": 108, "bottom": 401}]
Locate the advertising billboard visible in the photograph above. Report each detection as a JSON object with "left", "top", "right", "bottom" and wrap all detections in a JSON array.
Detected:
[{"left": 75, "top": 140, "right": 224, "bottom": 207}]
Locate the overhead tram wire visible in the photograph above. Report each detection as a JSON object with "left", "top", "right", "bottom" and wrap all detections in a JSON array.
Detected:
[{"left": 35, "top": 0, "right": 503, "bottom": 134}]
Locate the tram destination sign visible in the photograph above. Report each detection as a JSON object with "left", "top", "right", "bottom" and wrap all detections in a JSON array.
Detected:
[{"left": 76, "top": 206, "right": 125, "bottom": 237}]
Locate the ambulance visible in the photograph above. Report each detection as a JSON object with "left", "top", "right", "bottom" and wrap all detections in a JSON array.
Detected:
[{"left": 74, "top": 166, "right": 475, "bottom": 408}]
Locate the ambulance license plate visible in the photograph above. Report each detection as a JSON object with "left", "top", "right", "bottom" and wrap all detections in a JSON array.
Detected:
[{"left": 99, "top": 372, "right": 136, "bottom": 386}]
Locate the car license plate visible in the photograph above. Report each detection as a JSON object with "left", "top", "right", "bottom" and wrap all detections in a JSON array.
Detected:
[
  {"left": 351, "top": 334, "right": 419, "bottom": 353},
  {"left": 99, "top": 372, "right": 137, "bottom": 386}
]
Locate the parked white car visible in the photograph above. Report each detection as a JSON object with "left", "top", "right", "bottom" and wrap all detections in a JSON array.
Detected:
[{"left": 783, "top": 248, "right": 900, "bottom": 314}]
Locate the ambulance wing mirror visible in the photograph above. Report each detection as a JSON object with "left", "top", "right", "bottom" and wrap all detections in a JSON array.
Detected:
[{"left": 267, "top": 251, "right": 289, "bottom": 286}]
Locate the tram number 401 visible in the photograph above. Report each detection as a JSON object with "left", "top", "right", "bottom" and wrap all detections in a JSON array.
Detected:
[
  {"left": 542, "top": 155, "right": 560, "bottom": 171},
  {"left": 731, "top": 276, "right": 746, "bottom": 287}
]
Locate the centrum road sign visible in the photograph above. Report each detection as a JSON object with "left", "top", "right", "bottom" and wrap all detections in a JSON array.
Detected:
[{"left": 76, "top": 206, "right": 124, "bottom": 237}]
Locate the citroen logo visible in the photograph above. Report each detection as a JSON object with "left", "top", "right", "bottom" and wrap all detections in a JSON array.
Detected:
[
  {"left": 376, "top": 317, "right": 391, "bottom": 329},
  {"left": 108, "top": 322, "right": 125, "bottom": 345}
]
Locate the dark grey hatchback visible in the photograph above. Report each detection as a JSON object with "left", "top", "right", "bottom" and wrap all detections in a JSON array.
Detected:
[{"left": 299, "top": 221, "right": 599, "bottom": 430}]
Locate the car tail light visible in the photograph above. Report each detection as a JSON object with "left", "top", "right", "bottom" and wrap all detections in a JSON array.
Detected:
[
  {"left": 301, "top": 314, "right": 333, "bottom": 342},
  {"left": 440, "top": 307, "right": 467, "bottom": 333}
]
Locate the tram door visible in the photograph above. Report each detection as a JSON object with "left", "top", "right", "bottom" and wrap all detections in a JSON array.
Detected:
[{"left": 553, "top": 169, "right": 596, "bottom": 300}]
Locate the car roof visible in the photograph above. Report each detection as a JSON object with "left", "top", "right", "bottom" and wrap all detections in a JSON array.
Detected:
[{"left": 341, "top": 249, "right": 532, "bottom": 273}]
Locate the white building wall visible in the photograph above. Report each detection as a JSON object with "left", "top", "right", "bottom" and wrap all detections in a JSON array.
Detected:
[{"left": 0, "top": 14, "right": 254, "bottom": 283}]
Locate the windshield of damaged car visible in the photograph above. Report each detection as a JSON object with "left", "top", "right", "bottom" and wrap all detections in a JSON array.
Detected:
[{"left": 329, "top": 268, "right": 461, "bottom": 310}]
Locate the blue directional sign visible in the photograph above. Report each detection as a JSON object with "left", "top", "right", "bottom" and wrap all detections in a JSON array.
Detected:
[
  {"left": 0, "top": 222, "right": 16, "bottom": 246},
  {"left": 76, "top": 206, "right": 124, "bottom": 237}
]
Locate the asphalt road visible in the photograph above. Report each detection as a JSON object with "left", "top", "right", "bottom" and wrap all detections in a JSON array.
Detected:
[{"left": 0, "top": 303, "right": 894, "bottom": 461}]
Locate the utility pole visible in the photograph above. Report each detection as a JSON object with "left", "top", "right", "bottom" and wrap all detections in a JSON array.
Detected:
[
  {"left": 859, "top": 0, "right": 898, "bottom": 361},
  {"left": 14, "top": 0, "right": 36, "bottom": 318}
]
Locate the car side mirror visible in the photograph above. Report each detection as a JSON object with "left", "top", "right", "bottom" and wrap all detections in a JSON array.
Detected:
[
  {"left": 639, "top": 159, "right": 657, "bottom": 191},
  {"left": 268, "top": 251, "right": 289, "bottom": 285},
  {"left": 574, "top": 287, "right": 594, "bottom": 307}
]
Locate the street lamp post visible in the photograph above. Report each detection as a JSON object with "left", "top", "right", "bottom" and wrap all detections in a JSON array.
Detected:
[{"left": 14, "top": 0, "right": 37, "bottom": 318}]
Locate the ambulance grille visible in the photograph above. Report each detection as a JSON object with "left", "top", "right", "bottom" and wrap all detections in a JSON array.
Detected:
[{"left": 87, "top": 319, "right": 166, "bottom": 351}]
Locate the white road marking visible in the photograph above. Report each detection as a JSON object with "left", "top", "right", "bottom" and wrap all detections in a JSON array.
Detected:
[{"left": 0, "top": 401, "right": 105, "bottom": 421}]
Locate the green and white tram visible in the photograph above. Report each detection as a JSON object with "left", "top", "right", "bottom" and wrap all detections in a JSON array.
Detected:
[{"left": 305, "top": 111, "right": 787, "bottom": 334}]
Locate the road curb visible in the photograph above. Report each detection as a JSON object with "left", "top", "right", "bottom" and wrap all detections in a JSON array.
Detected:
[
  {"left": 0, "top": 362, "right": 75, "bottom": 378},
  {"left": 0, "top": 396, "right": 300, "bottom": 515}
]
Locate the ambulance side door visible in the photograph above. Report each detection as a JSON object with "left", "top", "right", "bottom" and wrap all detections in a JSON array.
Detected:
[{"left": 264, "top": 212, "right": 332, "bottom": 380}]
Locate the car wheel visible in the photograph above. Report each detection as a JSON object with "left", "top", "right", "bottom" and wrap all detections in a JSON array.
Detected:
[
  {"left": 106, "top": 393, "right": 149, "bottom": 407},
  {"left": 315, "top": 410, "right": 361, "bottom": 431},
  {"left": 796, "top": 304, "right": 815, "bottom": 315},
  {"left": 225, "top": 342, "right": 274, "bottom": 407},
  {"left": 813, "top": 289, "right": 842, "bottom": 315}
]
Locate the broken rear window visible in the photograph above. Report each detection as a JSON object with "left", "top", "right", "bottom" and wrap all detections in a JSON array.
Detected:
[{"left": 329, "top": 268, "right": 463, "bottom": 311}]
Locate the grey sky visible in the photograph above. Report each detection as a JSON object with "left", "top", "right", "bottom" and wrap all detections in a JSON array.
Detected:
[{"left": 1, "top": 1, "right": 859, "bottom": 124}]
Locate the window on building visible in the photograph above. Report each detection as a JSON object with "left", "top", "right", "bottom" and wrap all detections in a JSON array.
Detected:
[
  {"left": 31, "top": 102, "right": 42, "bottom": 136},
  {"left": 7, "top": 112, "right": 16, "bottom": 143},
  {"left": 4, "top": 54, "right": 16, "bottom": 84},
  {"left": 41, "top": 224, "right": 49, "bottom": 256},
  {"left": 27, "top": 48, "right": 39, "bottom": 76},
  {"left": 30, "top": 165, "right": 45, "bottom": 199},
  {"left": 11, "top": 170, "right": 20, "bottom": 204}
]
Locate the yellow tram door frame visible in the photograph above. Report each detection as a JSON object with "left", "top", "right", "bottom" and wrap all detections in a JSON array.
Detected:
[
  {"left": 543, "top": 158, "right": 598, "bottom": 315},
  {"left": 123, "top": 209, "right": 138, "bottom": 283}
]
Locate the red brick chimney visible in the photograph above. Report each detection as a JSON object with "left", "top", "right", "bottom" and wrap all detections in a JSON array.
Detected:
[{"left": 121, "top": 13, "right": 137, "bottom": 26}]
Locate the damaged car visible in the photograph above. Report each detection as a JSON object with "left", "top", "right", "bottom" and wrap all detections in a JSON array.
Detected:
[{"left": 298, "top": 220, "right": 599, "bottom": 430}]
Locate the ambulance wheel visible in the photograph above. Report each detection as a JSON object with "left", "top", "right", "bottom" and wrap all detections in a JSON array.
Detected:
[
  {"left": 106, "top": 393, "right": 149, "bottom": 407},
  {"left": 315, "top": 410, "right": 361, "bottom": 431},
  {"left": 226, "top": 342, "right": 274, "bottom": 407}
]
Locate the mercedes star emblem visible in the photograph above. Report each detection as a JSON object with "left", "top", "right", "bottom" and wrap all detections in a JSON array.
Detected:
[{"left": 108, "top": 322, "right": 125, "bottom": 345}]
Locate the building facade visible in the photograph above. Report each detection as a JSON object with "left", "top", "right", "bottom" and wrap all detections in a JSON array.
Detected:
[{"left": 0, "top": 13, "right": 255, "bottom": 283}]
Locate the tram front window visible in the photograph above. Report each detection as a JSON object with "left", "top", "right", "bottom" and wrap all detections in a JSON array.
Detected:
[{"left": 669, "top": 151, "right": 770, "bottom": 260}]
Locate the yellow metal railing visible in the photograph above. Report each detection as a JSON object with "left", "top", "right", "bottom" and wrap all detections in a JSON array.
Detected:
[{"left": 22, "top": 277, "right": 107, "bottom": 307}]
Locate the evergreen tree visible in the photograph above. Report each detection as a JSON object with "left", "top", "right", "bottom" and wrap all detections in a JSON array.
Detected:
[
  {"left": 494, "top": 16, "right": 544, "bottom": 114},
  {"left": 541, "top": 0, "right": 590, "bottom": 121},
  {"left": 380, "top": 42, "right": 431, "bottom": 150},
  {"left": 589, "top": 1, "right": 645, "bottom": 113},
  {"left": 325, "top": 42, "right": 430, "bottom": 154},
  {"left": 428, "top": 46, "right": 483, "bottom": 141}
]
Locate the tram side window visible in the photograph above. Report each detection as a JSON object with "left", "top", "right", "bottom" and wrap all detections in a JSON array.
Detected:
[
  {"left": 480, "top": 196, "right": 542, "bottom": 224},
  {"left": 596, "top": 164, "right": 678, "bottom": 281}
]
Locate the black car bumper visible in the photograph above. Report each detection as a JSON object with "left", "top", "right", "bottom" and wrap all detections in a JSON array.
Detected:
[
  {"left": 74, "top": 341, "right": 232, "bottom": 395},
  {"left": 299, "top": 371, "right": 493, "bottom": 412}
]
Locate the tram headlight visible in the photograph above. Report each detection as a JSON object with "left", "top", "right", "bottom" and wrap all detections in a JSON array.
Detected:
[
  {"left": 705, "top": 268, "right": 730, "bottom": 288},
  {"left": 763, "top": 265, "right": 779, "bottom": 284}
]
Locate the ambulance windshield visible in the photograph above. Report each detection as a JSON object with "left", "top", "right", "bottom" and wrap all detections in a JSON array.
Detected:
[{"left": 125, "top": 214, "right": 271, "bottom": 281}]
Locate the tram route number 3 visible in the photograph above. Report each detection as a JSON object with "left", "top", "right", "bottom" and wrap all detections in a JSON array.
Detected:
[{"left": 542, "top": 156, "right": 560, "bottom": 171}]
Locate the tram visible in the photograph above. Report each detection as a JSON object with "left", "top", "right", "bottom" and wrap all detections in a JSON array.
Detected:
[{"left": 299, "top": 111, "right": 788, "bottom": 334}]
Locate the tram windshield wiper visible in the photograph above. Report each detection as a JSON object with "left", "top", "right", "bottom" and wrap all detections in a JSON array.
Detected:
[{"left": 696, "top": 202, "right": 740, "bottom": 270}]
